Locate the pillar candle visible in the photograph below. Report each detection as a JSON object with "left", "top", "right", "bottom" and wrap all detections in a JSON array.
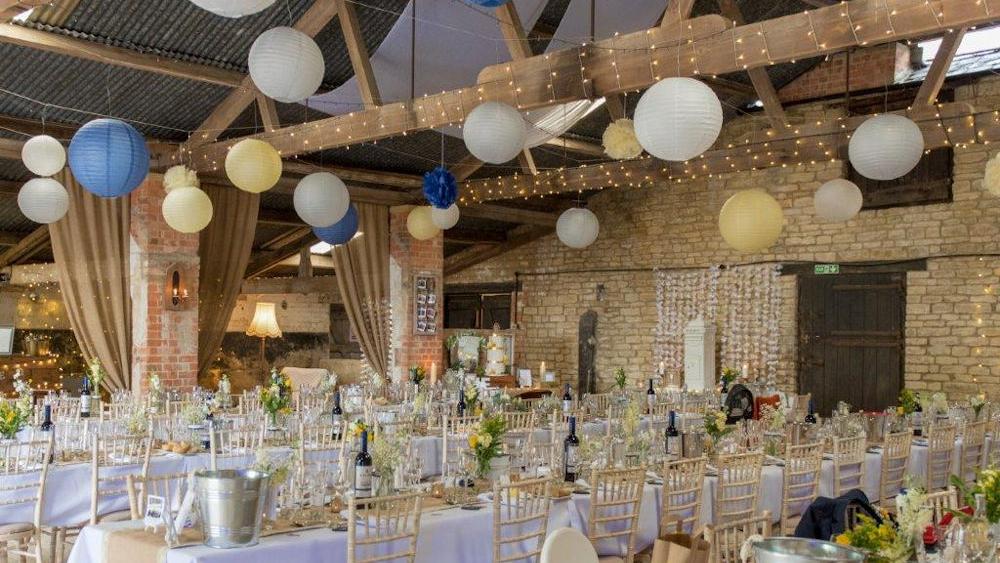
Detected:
[{"left": 430, "top": 362, "right": 438, "bottom": 386}]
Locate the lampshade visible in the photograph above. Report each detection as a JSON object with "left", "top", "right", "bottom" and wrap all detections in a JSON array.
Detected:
[
  {"left": 68, "top": 118, "right": 149, "bottom": 198},
  {"left": 248, "top": 26, "right": 324, "bottom": 103},
  {"left": 246, "top": 302, "right": 282, "bottom": 338},
  {"left": 462, "top": 102, "right": 527, "bottom": 164},
  {"left": 718, "top": 189, "right": 784, "bottom": 252},
  {"left": 189, "top": 0, "right": 276, "bottom": 17},
  {"left": 814, "top": 179, "right": 863, "bottom": 222},
  {"left": 18, "top": 178, "right": 69, "bottom": 224},
  {"left": 162, "top": 186, "right": 213, "bottom": 233},
  {"left": 431, "top": 204, "right": 460, "bottom": 230},
  {"left": 556, "top": 208, "right": 599, "bottom": 249},
  {"left": 406, "top": 206, "right": 440, "bottom": 240},
  {"left": 294, "top": 172, "right": 350, "bottom": 227},
  {"left": 225, "top": 139, "right": 282, "bottom": 193},
  {"left": 21, "top": 135, "right": 66, "bottom": 177},
  {"left": 848, "top": 114, "right": 924, "bottom": 181},
  {"left": 633, "top": 77, "right": 722, "bottom": 162}
]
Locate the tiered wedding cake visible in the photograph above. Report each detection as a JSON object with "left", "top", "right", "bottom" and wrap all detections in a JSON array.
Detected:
[{"left": 484, "top": 328, "right": 508, "bottom": 376}]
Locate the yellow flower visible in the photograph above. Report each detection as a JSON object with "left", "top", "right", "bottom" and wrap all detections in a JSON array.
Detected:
[
  {"left": 896, "top": 406, "right": 904, "bottom": 416},
  {"left": 468, "top": 434, "right": 479, "bottom": 449},
  {"left": 834, "top": 534, "right": 850, "bottom": 545}
]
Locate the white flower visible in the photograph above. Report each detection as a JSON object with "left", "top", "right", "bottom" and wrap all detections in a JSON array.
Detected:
[{"left": 477, "top": 433, "right": 492, "bottom": 449}]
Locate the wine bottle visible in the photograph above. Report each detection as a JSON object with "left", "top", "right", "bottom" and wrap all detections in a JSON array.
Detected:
[
  {"left": 201, "top": 415, "right": 214, "bottom": 451},
  {"left": 564, "top": 416, "right": 579, "bottom": 482},
  {"left": 80, "top": 375, "right": 91, "bottom": 418},
  {"left": 39, "top": 404, "right": 54, "bottom": 463},
  {"left": 457, "top": 388, "right": 466, "bottom": 416},
  {"left": 331, "top": 390, "right": 343, "bottom": 440},
  {"left": 354, "top": 430, "right": 373, "bottom": 499},
  {"left": 719, "top": 376, "right": 729, "bottom": 408},
  {"left": 804, "top": 399, "right": 817, "bottom": 424},
  {"left": 665, "top": 410, "right": 681, "bottom": 458},
  {"left": 647, "top": 379, "right": 656, "bottom": 413},
  {"left": 912, "top": 399, "right": 924, "bottom": 437},
  {"left": 562, "top": 384, "right": 573, "bottom": 414}
]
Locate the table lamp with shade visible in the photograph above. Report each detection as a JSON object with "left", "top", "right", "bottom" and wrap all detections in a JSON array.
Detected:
[{"left": 246, "top": 302, "right": 282, "bottom": 381}]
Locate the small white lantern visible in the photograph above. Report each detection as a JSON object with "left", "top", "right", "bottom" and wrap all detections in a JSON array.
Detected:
[
  {"left": 21, "top": 135, "right": 66, "bottom": 177},
  {"left": 462, "top": 102, "right": 527, "bottom": 164},
  {"left": 294, "top": 172, "right": 350, "bottom": 227},
  {"left": 848, "top": 114, "right": 924, "bottom": 181},
  {"left": 18, "top": 178, "right": 69, "bottom": 224},
  {"left": 556, "top": 208, "right": 599, "bottom": 249},
  {"left": 633, "top": 77, "right": 723, "bottom": 162},
  {"left": 190, "top": 0, "right": 276, "bottom": 17},
  {"left": 431, "top": 204, "right": 460, "bottom": 230},
  {"left": 162, "top": 186, "right": 213, "bottom": 233},
  {"left": 814, "top": 179, "right": 864, "bottom": 222},
  {"left": 249, "top": 26, "right": 325, "bottom": 103}
]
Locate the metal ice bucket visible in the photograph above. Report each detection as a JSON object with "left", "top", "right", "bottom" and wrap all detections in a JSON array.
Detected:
[
  {"left": 195, "top": 469, "right": 270, "bottom": 549},
  {"left": 753, "top": 538, "right": 865, "bottom": 562}
]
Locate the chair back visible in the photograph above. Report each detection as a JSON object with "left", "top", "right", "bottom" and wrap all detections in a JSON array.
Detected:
[
  {"left": 924, "top": 423, "right": 957, "bottom": 491},
  {"left": 210, "top": 425, "right": 264, "bottom": 470},
  {"left": 583, "top": 393, "right": 614, "bottom": 417},
  {"left": 715, "top": 451, "right": 764, "bottom": 524},
  {"left": 586, "top": 466, "right": 646, "bottom": 563},
  {"left": 780, "top": 442, "right": 823, "bottom": 535},
  {"left": 923, "top": 486, "right": 959, "bottom": 524},
  {"left": 91, "top": 433, "right": 152, "bottom": 524},
  {"left": 0, "top": 437, "right": 53, "bottom": 530},
  {"left": 441, "top": 414, "right": 480, "bottom": 477},
  {"left": 960, "top": 420, "right": 988, "bottom": 483},
  {"left": 660, "top": 456, "right": 706, "bottom": 535},
  {"left": 878, "top": 431, "right": 912, "bottom": 508},
  {"left": 347, "top": 491, "right": 423, "bottom": 563},
  {"left": 126, "top": 472, "right": 190, "bottom": 520},
  {"left": 540, "top": 528, "right": 598, "bottom": 563},
  {"left": 830, "top": 435, "right": 867, "bottom": 497},
  {"left": 492, "top": 477, "right": 551, "bottom": 563},
  {"left": 703, "top": 512, "right": 771, "bottom": 563}
]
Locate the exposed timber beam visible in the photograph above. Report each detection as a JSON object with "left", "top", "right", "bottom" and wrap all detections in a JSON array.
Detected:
[
  {"left": 444, "top": 225, "right": 553, "bottom": 276},
  {"left": 334, "top": 0, "right": 381, "bottom": 107},
  {"left": 256, "top": 89, "right": 281, "bottom": 131},
  {"left": 0, "top": 230, "right": 30, "bottom": 246},
  {"left": 460, "top": 204, "right": 559, "bottom": 227},
  {"left": 279, "top": 159, "right": 422, "bottom": 189},
  {"left": 604, "top": 94, "right": 626, "bottom": 120},
  {"left": 246, "top": 230, "right": 318, "bottom": 279},
  {"left": 0, "top": 137, "right": 20, "bottom": 160},
  {"left": 0, "top": 226, "right": 48, "bottom": 267},
  {"left": 799, "top": 0, "right": 837, "bottom": 6},
  {"left": 496, "top": 1, "right": 538, "bottom": 174},
  {"left": 452, "top": 154, "right": 486, "bottom": 182},
  {"left": 188, "top": 0, "right": 1000, "bottom": 167},
  {"left": 0, "top": 180, "right": 19, "bottom": 196},
  {"left": 912, "top": 27, "right": 967, "bottom": 107},
  {"left": 541, "top": 137, "right": 605, "bottom": 158},
  {"left": 662, "top": 0, "right": 696, "bottom": 26}
]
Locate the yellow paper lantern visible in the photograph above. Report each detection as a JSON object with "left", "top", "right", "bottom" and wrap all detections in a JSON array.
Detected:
[
  {"left": 162, "top": 186, "right": 213, "bottom": 233},
  {"left": 406, "top": 206, "right": 440, "bottom": 241},
  {"left": 718, "top": 189, "right": 784, "bottom": 252},
  {"left": 225, "top": 139, "right": 282, "bottom": 193}
]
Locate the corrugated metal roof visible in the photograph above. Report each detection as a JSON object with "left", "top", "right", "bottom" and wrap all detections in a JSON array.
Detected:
[{"left": 898, "top": 48, "right": 1000, "bottom": 84}]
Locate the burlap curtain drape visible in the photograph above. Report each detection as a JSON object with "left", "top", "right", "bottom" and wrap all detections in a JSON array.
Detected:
[
  {"left": 49, "top": 170, "right": 131, "bottom": 391},
  {"left": 197, "top": 184, "right": 260, "bottom": 376},
  {"left": 332, "top": 203, "right": 390, "bottom": 377}
]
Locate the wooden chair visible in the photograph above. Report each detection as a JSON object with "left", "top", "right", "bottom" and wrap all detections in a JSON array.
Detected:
[
  {"left": 924, "top": 423, "right": 958, "bottom": 491},
  {"left": 584, "top": 393, "right": 614, "bottom": 417},
  {"left": 492, "top": 477, "right": 552, "bottom": 563},
  {"left": 126, "top": 472, "right": 190, "bottom": 520},
  {"left": 585, "top": 466, "right": 646, "bottom": 563},
  {"left": 210, "top": 425, "right": 265, "bottom": 470},
  {"left": 714, "top": 451, "right": 764, "bottom": 524},
  {"left": 830, "top": 435, "right": 867, "bottom": 497},
  {"left": 659, "top": 457, "right": 707, "bottom": 535},
  {"left": 780, "top": 443, "right": 823, "bottom": 535},
  {"left": 877, "top": 431, "right": 912, "bottom": 509},
  {"left": 90, "top": 433, "right": 153, "bottom": 524},
  {"left": 922, "top": 486, "right": 959, "bottom": 524},
  {"left": 703, "top": 511, "right": 771, "bottom": 563},
  {"left": 959, "top": 420, "right": 988, "bottom": 484},
  {"left": 0, "top": 437, "right": 53, "bottom": 563},
  {"left": 502, "top": 412, "right": 536, "bottom": 433},
  {"left": 347, "top": 491, "right": 423, "bottom": 563}
]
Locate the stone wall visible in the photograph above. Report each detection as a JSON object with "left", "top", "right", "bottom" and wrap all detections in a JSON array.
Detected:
[{"left": 447, "top": 75, "right": 1000, "bottom": 400}]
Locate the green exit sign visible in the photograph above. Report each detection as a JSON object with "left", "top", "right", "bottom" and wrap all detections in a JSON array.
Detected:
[{"left": 814, "top": 264, "right": 840, "bottom": 275}]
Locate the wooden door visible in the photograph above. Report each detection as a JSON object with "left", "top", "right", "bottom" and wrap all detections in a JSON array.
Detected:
[{"left": 798, "top": 273, "right": 905, "bottom": 415}]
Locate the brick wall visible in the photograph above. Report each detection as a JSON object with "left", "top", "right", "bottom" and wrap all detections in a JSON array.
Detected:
[
  {"left": 779, "top": 43, "right": 912, "bottom": 103},
  {"left": 448, "top": 75, "right": 1000, "bottom": 400}
]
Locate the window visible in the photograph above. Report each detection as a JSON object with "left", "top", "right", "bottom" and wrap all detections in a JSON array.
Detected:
[{"left": 444, "top": 283, "right": 516, "bottom": 330}]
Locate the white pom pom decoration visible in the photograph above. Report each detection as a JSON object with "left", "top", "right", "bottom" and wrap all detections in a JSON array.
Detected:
[
  {"left": 462, "top": 102, "right": 527, "bottom": 164},
  {"left": 162, "top": 186, "right": 214, "bottom": 233},
  {"left": 602, "top": 119, "right": 643, "bottom": 160},
  {"left": 556, "top": 208, "right": 599, "bottom": 249},
  {"left": 814, "top": 179, "right": 864, "bottom": 222},
  {"left": 848, "top": 114, "right": 924, "bottom": 181},
  {"left": 163, "top": 165, "right": 200, "bottom": 193},
  {"left": 431, "top": 204, "right": 460, "bottom": 230},
  {"left": 18, "top": 178, "right": 69, "bottom": 224},
  {"left": 634, "top": 77, "right": 723, "bottom": 162},
  {"left": 249, "top": 26, "right": 325, "bottom": 103},
  {"left": 294, "top": 172, "right": 350, "bottom": 227},
  {"left": 21, "top": 135, "right": 66, "bottom": 177}
]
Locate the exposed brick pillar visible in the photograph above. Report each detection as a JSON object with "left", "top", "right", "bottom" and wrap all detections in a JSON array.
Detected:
[
  {"left": 388, "top": 206, "right": 444, "bottom": 380},
  {"left": 129, "top": 176, "right": 200, "bottom": 392}
]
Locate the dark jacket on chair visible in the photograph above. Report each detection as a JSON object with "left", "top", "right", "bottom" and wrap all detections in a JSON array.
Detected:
[{"left": 793, "top": 489, "right": 881, "bottom": 540}]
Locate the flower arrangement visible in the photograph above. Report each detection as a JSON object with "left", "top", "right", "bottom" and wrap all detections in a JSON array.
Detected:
[
  {"left": 720, "top": 366, "right": 740, "bottom": 387},
  {"left": 703, "top": 408, "right": 733, "bottom": 441},
  {"left": 836, "top": 401, "right": 852, "bottom": 416},
  {"left": 468, "top": 415, "right": 507, "bottom": 479},
  {"left": 349, "top": 419, "right": 369, "bottom": 438},
  {"left": 952, "top": 468, "right": 1000, "bottom": 523},
  {"left": 834, "top": 487, "right": 931, "bottom": 563},
  {"left": 536, "top": 394, "right": 561, "bottom": 415},
  {"left": 759, "top": 403, "right": 786, "bottom": 433},
  {"left": 898, "top": 389, "right": 919, "bottom": 415},
  {"left": 149, "top": 372, "right": 162, "bottom": 393},
  {"left": 971, "top": 392, "right": 987, "bottom": 419},
  {"left": 86, "top": 357, "right": 106, "bottom": 393},
  {"left": 622, "top": 400, "right": 641, "bottom": 439},
  {"left": 918, "top": 392, "right": 948, "bottom": 417},
  {"left": 124, "top": 403, "right": 149, "bottom": 436},
  {"left": 251, "top": 447, "right": 295, "bottom": 485},
  {"left": 372, "top": 431, "right": 406, "bottom": 493},
  {"left": 0, "top": 401, "right": 27, "bottom": 439},
  {"left": 613, "top": 367, "right": 628, "bottom": 391},
  {"left": 12, "top": 369, "right": 32, "bottom": 419},
  {"left": 316, "top": 372, "right": 336, "bottom": 395},
  {"left": 408, "top": 366, "right": 425, "bottom": 386},
  {"left": 260, "top": 371, "right": 292, "bottom": 426},
  {"left": 180, "top": 402, "right": 206, "bottom": 426}
]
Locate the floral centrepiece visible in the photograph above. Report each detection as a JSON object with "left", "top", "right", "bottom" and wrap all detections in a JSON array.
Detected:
[
  {"left": 953, "top": 468, "right": 1000, "bottom": 524},
  {"left": 260, "top": 368, "right": 292, "bottom": 428},
  {"left": 898, "top": 389, "right": 919, "bottom": 415},
  {"left": 86, "top": 357, "right": 106, "bottom": 393},
  {"left": 720, "top": 366, "right": 739, "bottom": 388},
  {"left": 468, "top": 415, "right": 507, "bottom": 479},
  {"left": 971, "top": 392, "right": 987, "bottom": 420},
  {"left": 0, "top": 401, "right": 28, "bottom": 440}
]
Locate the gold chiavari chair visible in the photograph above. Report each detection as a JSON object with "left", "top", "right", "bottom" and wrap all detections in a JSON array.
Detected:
[
  {"left": 0, "top": 437, "right": 53, "bottom": 563},
  {"left": 924, "top": 423, "right": 958, "bottom": 491},
  {"left": 714, "top": 451, "right": 764, "bottom": 524},
  {"left": 703, "top": 511, "right": 771, "bottom": 563},
  {"left": 583, "top": 393, "right": 614, "bottom": 417},
  {"left": 492, "top": 477, "right": 551, "bottom": 563},
  {"left": 659, "top": 457, "right": 707, "bottom": 535},
  {"left": 126, "top": 472, "right": 190, "bottom": 520},
  {"left": 90, "top": 433, "right": 153, "bottom": 524},
  {"left": 923, "top": 487, "right": 959, "bottom": 524},
  {"left": 960, "top": 420, "right": 988, "bottom": 484},
  {"left": 502, "top": 412, "right": 536, "bottom": 474},
  {"left": 585, "top": 466, "right": 646, "bottom": 563},
  {"left": 347, "top": 491, "right": 423, "bottom": 563},
  {"left": 830, "top": 435, "right": 867, "bottom": 497},
  {"left": 877, "top": 431, "right": 912, "bottom": 509},
  {"left": 780, "top": 443, "right": 823, "bottom": 536}
]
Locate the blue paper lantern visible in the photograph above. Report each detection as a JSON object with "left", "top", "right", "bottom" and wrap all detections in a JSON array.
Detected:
[
  {"left": 68, "top": 118, "right": 149, "bottom": 198},
  {"left": 422, "top": 166, "right": 458, "bottom": 209},
  {"left": 463, "top": 0, "right": 509, "bottom": 6},
  {"left": 313, "top": 204, "right": 359, "bottom": 245}
]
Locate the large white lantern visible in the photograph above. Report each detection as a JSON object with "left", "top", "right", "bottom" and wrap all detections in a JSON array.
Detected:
[
  {"left": 556, "top": 208, "right": 599, "bottom": 249},
  {"left": 634, "top": 77, "right": 723, "bottom": 162},
  {"left": 190, "top": 0, "right": 276, "bottom": 17},
  {"left": 21, "top": 135, "right": 65, "bottom": 177},
  {"left": 431, "top": 204, "right": 460, "bottom": 230},
  {"left": 294, "top": 172, "right": 350, "bottom": 227},
  {"left": 18, "top": 178, "right": 69, "bottom": 224},
  {"left": 162, "top": 186, "right": 213, "bottom": 233},
  {"left": 814, "top": 179, "right": 864, "bottom": 222},
  {"left": 249, "top": 27, "right": 324, "bottom": 103},
  {"left": 463, "top": 102, "right": 527, "bottom": 164},
  {"left": 718, "top": 189, "right": 784, "bottom": 252},
  {"left": 848, "top": 114, "right": 924, "bottom": 181},
  {"left": 225, "top": 139, "right": 282, "bottom": 193},
  {"left": 407, "top": 206, "right": 440, "bottom": 241}
]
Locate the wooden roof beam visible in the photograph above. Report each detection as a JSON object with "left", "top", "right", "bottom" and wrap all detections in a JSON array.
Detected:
[
  {"left": 496, "top": 1, "right": 537, "bottom": 175},
  {"left": 717, "top": 0, "right": 788, "bottom": 128},
  {"left": 912, "top": 27, "right": 967, "bottom": 107},
  {"left": 662, "top": 0, "right": 696, "bottom": 27},
  {"left": 246, "top": 229, "right": 318, "bottom": 279},
  {"left": 0, "top": 225, "right": 48, "bottom": 267},
  {"left": 334, "top": 0, "right": 381, "bottom": 107},
  {"left": 444, "top": 225, "right": 552, "bottom": 276}
]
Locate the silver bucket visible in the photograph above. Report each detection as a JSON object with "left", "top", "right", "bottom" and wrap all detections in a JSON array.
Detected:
[
  {"left": 753, "top": 538, "right": 865, "bottom": 562},
  {"left": 195, "top": 469, "right": 270, "bottom": 549}
]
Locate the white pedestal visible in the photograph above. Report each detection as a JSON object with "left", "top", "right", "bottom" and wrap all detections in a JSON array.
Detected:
[{"left": 683, "top": 317, "right": 716, "bottom": 391}]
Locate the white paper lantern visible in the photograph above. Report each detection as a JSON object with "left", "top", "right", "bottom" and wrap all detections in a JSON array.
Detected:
[
  {"left": 162, "top": 186, "right": 213, "bottom": 233},
  {"left": 556, "top": 208, "right": 599, "bottom": 249},
  {"left": 294, "top": 172, "right": 350, "bottom": 227},
  {"left": 431, "top": 204, "right": 460, "bottom": 230},
  {"left": 463, "top": 102, "right": 527, "bottom": 164},
  {"left": 249, "top": 27, "right": 324, "bottom": 103},
  {"left": 190, "top": 0, "right": 276, "bottom": 17},
  {"left": 718, "top": 189, "right": 784, "bottom": 252},
  {"left": 634, "top": 77, "right": 723, "bottom": 162},
  {"left": 814, "top": 179, "right": 864, "bottom": 222},
  {"left": 21, "top": 135, "right": 66, "bottom": 177},
  {"left": 848, "top": 114, "right": 924, "bottom": 180},
  {"left": 407, "top": 206, "right": 440, "bottom": 240},
  {"left": 18, "top": 178, "right": 68, "bottom": 224}
]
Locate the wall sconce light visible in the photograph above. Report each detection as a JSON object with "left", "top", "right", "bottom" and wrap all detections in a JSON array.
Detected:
[{"left": 166, "top": 264, "right": 190, "bottom": 311}]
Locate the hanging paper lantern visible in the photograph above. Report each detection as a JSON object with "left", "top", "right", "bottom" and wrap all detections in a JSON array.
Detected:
[
  {"left": 189, "top": 0, "right": 276, "bottom": 17},
  {"left": 462, "top": 0, "right": 510, "bottom": 6},
  {"left": 313, "top": 204, "right": 359, "bottom": 245},
  {"left": 249, "top": 26, "right": 324, "bottom": 103},
  {"left": 406, "top": 206, "right": 440, "bottom": 241},
  {"left": 68, "top": 118, "right": 149, "bottom": 198},
  {"left": 225, "top": 139, "right": 282, "bottom": 193},
  {"left": 556, "top": 208, "right": 599, "bottom": 249},
  {"left": 422, "top": 166, "right": 458, "bottom": 209},
  {"left": 18, "top": 178, "right": 68, "bottom": 224},
  {"left": 21, "top": 135, "right": 65, "bottom": 177},
  {"left": 162, "top": 186, "right": 213, "bottom": 233},
  {"left": 431, "top": 204, "right": 460, "bottom": 230},
  {"left": 848, "top": 114, "right": 924, "bottom": 181},
  {"left": 718, "top": 189, "right": 784, "bottom": 252},
  {"left": 463, "top": 102, "right": 527, "bottom": 164},
  {"left": 294, "top": 172, "right": 350, "bottom": 227},
  {"left": 633, "top": 77, "right": 722, "bottom": 162},
  {"left": 814, "top": 179, "right": 864, "bottom": 222},
  {"left": 985, "top": 152, "right": 1000, "bottom": 196},
  {"left": 602, "top": 118, "right": 642, "bottom": 160}
]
